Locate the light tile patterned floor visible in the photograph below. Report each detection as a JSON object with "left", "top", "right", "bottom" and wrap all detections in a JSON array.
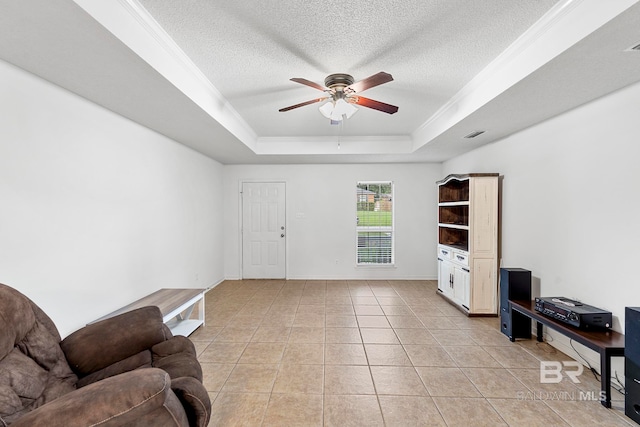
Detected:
[{"left": 190, "top": 280, "right": 633, "bottom": 427}]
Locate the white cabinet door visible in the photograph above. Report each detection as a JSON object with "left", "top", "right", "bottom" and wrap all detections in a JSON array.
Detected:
[
  {"left": 454, "top": 266, "right": 470, "bottom": 308},
  {"left": 438, "top": 258, "right": 453, "bottom": 297}
]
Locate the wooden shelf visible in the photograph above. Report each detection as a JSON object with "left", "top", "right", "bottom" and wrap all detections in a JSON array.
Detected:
[
  {"left": 166, "top": 318, "right": 204, "bottom": 337},
  {"left": 438, "top": 201, "right": 470, "bottom": 207},
  {"left": 439, "top": 204, "right": 469, "bottom": 227},
  {"left": 438, "top": 223, "right": 469, "bottom": 230},
  {"left": 92, "top": 288, "right": 206, "bottom": 337},
  {"left": 439, "top": 227, "right": 469, "bottom": 251}
]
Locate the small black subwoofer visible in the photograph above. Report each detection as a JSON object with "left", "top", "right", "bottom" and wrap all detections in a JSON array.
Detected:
[
  {"left": 499, "top": 268, "right": 531, "bottom": 341},
  {"left": 626, "top": 307, "right": 640, "bottom": 424}
]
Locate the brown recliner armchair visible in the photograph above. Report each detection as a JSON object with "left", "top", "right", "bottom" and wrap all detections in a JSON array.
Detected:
[{"left": 0, "top": 283, "right": 211, "bottom": 427}]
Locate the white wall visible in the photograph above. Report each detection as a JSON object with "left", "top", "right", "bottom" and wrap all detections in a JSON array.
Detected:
[
  {"left": 443, "top": 80, "right": 640, "bottom": 371},
  {"left": 223, "top": 163, "right": 442, "bottom": 280},
  {"left": 0, "top": 59, "right": 225, "bottom": 337}
]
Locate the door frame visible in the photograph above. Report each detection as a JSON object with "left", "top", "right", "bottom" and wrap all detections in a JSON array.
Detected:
[{"left": 239, "top": 180, "right": 287, "bottom": 279}]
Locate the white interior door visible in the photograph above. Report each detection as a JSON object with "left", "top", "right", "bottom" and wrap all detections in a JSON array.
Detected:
[{"left": 242, "top": 182, "right": 286, "bottom": 279}]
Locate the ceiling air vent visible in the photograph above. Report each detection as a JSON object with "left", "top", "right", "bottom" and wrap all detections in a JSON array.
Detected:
[
  {"left": 464, "top": 130, "right": 485, "bottom": 139},
  {"left": 625, "top": 42, "right": 640, "bottom": 52}
]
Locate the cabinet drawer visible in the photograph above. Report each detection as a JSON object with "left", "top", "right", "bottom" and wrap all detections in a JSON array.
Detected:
[
  {"left": 452, "top": 251, "right": 469, "bottom": 266},
  {"left": 438, "top": 246, "right": 453, "bottom": 259}
]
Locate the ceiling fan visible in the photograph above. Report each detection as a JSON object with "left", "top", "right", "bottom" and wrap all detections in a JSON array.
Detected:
[{"left": 279, "top": 71, "right": 399, "bottom": 124}]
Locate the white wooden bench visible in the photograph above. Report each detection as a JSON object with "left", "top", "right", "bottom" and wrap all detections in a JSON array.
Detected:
[{"left": 92, "top": 288, "right": 205, "bottom": 337}]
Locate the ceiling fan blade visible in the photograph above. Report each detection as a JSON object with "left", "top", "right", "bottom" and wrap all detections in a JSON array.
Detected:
[
  {"left": 346, "top": 72, "right": 393, "bottom": 93},
  {"left": 351, "top": 96, "right": 399, "bottom": 114},
  {"left": 279, "top": 97, "right": 328, "bottom": 112},
  {"left": 290, "top": 78, "right": 327, "bottom": 92}
]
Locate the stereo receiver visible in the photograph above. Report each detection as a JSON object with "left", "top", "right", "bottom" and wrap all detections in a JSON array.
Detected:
[{"left": 534, "top": 297, "right": 612, "bottom": 330}]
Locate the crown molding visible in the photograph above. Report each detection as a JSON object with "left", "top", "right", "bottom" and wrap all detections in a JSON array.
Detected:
[
  {"left": 115, "top": 0, "right": 218, "bottom": 95},
  {"left": 412, "top": 0, "right": 638, "bottom": 149},
  {"left": 256, "top": 135, "right": 413, "bottom": 155},
  {"left": 72, "top": 0, "right": 258, "bottom": 149}
]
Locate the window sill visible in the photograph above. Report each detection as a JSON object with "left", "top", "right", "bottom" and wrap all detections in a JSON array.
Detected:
[{"left": 355, "top": 264, "right": 397, "bottom": 269}]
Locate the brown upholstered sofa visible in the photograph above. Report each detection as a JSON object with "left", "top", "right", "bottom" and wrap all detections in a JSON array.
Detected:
[{"left": 0, "top": 283, "right": 211, "bottom": 426}]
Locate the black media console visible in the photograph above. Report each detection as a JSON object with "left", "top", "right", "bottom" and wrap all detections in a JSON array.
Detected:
[{"left": 510, "top": 299, "right": 624, "bottom": 409}]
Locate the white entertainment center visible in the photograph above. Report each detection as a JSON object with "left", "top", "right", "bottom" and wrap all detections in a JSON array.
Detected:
[{"left": 437, "top": 173, "right": 499, "bottom": 315}]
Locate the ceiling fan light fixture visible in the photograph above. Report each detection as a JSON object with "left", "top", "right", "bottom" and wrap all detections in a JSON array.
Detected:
[
  {"left": 319, "top": 98, "right": 358, "bottom": 122},
  {"left": 281, "top": 71, "right": 397, "bottom": 120},
  {"left": 319, "top": 101, "right": 334, "bottom": 119},
  {"left": 334, "top": 98, "right": 358, "bottom": 118}
]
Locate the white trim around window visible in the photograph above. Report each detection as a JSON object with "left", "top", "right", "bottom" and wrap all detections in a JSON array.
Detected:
[{"left": 355, "top": 181, "right": 394, "bottom": 266}]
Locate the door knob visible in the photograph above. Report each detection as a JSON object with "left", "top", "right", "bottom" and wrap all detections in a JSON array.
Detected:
[{"left": 281, "top": 234, "right": 285, "bottom": 238}]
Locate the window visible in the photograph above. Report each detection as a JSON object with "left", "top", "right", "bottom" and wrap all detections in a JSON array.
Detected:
[{"left": 356, "top": 181, "right": 394, "bottom": 265}]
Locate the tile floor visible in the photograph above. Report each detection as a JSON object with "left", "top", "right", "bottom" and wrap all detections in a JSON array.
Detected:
[{"left": 189, "top": 280, "right": 633, "bottom": 427}]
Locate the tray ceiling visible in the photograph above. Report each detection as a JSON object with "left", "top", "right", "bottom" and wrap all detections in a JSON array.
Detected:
[{"left": 1, "top": 0, "right": 639, "bottom": 164}]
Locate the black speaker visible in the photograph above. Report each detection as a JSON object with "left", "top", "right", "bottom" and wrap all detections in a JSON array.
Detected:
[
  {"left": 499, "top": 268, "right": 531, "bottom": 341},
  {"left": 626, "top": 307, "right": 640, "bottom": 424}
]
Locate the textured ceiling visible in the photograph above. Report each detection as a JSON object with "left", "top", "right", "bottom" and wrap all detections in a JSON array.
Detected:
[
  {"left": 1, "top": 0, "right": 640, "bottom": 164},
  {"left": 137, "top": 0, "right": 559, "bottom": 137}
]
